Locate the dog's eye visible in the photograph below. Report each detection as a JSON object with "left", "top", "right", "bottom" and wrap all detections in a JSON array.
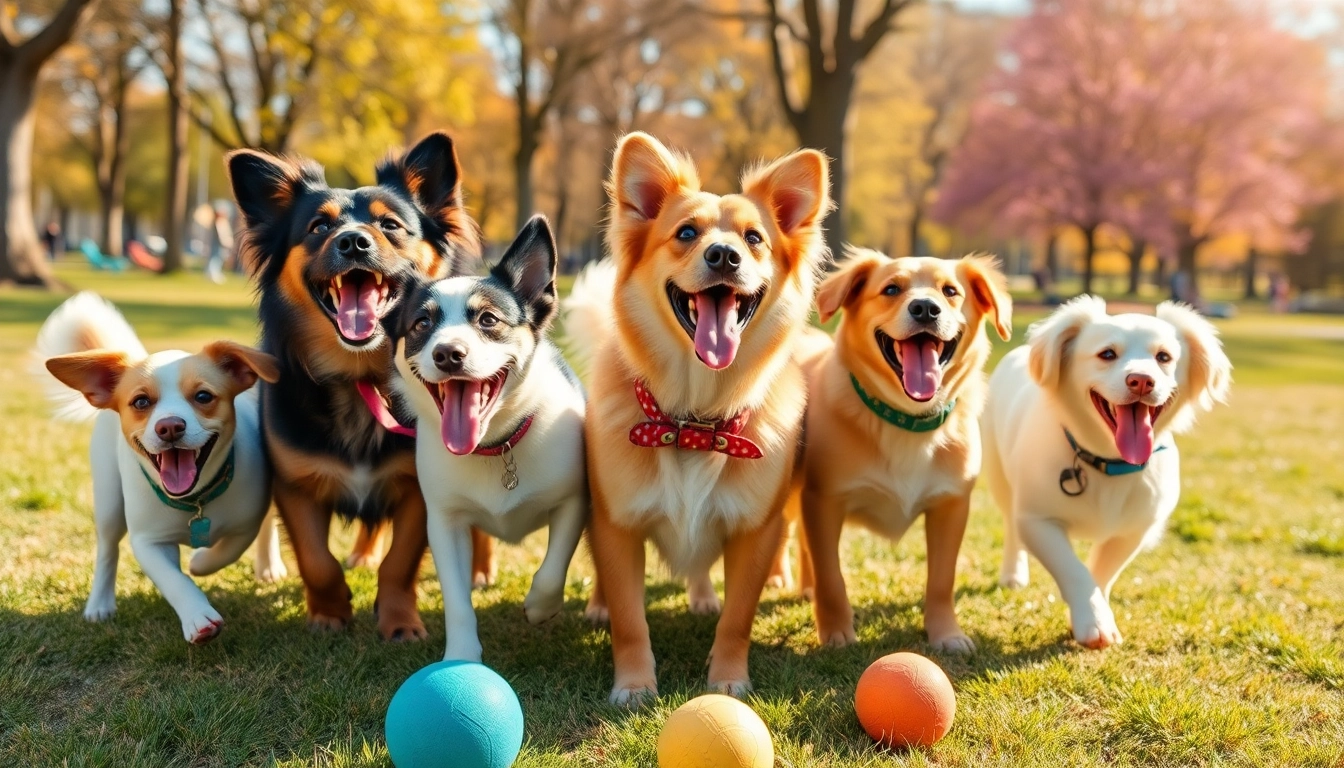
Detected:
[
  {"left": 882, "top": 284, "right": 901, "bottom": 296},
  {"left": 131, "top": 395, "right": 152, "bottom": 410},
  {"left": 744, "top": 229, "right": 763, "bottom": 246},
  {"left": 942, "top": 285, "right": 959, "bottom": 297},
  {"left": 479, "top": 312, "right": 499, "bottom": 328},
  {"left": 194, "top": 390, "right": 215, "bottom": 405},
  {"left": 380, "top": 219, "right": 401, "bottom": 232},
  {"left": 309, "top": 219, "right": 330, "bottom": 235},
  {"left": 1156, "top": 350, "right": 1172, "bottom": 364},
  {"left": 413, "top": 317, "right": 432, "bottom": 333},
  {"left": 676, "top": 225, "right": 698, "bottom": 242},
  {"left": 1098, "top": 349, "right": 1118, "bottom": 361}
]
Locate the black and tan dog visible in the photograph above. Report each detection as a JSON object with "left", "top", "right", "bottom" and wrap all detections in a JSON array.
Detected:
[{"left": 226, "top": 133, "right": 481, "bottom": 639}]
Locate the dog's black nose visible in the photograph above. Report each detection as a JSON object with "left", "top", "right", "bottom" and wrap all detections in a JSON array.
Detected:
[
  {"left": 432, "top": 342, "right": 467, "bottom": 373},
  {"left": 704, "top": 243, "right": 741, "bottom": 274},
  {"left": 909, "top": 298, "right": 941, "bottom": 323},
  {"left": 155, "top": 416, "right": 186, "bottom": 442},
  {"left": 335, "top": 231, "right": 374, "bottom": 257}
]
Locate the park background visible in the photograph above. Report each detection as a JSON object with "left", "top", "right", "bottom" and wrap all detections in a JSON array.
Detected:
[{"left": 1, "top": 0, "right": 1343, "bottom": 766}]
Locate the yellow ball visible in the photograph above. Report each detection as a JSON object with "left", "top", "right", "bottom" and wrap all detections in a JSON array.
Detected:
[{"left": 657, "top": 694, "right": 774, "bottom": 768}]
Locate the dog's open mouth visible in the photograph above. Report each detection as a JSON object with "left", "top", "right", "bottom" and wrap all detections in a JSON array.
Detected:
[
  {"left": 876, "top": 330, "right": 959, "bottom": 403},
  {"left": 143, "top": 434, "right": 218, "bottom": 497},
  {"left": 425, "top": 368, "right": 509, "bottom": 455},
  {"left": 667, "top": 282, "right": 766, "bottom": 370},
  {"left": 313, "top": 269, "right": 398, "bottom": 345},
  {"left": 1091, "top": 391, "right": 1167, "bottom": 465}
]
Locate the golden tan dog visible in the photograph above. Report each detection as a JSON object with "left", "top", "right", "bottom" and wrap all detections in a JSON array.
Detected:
[
  {"left": 564, "top": 132, "right": 830, "bottom": 704},
  {"left": 800, "top": 250, "right": 1011, "bottom": 652}
]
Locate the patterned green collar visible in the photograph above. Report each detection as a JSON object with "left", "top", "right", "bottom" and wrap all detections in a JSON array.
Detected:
[
  {"left": 849, "top": 374, "right": 956, "bottom": 433},
  {"left": 141, "top": 447, "right": 235, "bottom": 513}
]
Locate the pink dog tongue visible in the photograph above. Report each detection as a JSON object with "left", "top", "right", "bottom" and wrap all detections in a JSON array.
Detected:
[
  {"left": 441, "top": 380, "right": 485, "bottom": 455},
  {"left": 159, "top": 448, "right": 198, "bottom": 496},
  {"left": 1114, "top": 403, "right": 1155, "bottom": 464},
  {"left": 336, "top": 280, "right": 380, "bottom": 341},
  {"left": 897, "top": 338, "right": 942, "bottom": 402},
  {"left": 693, "top": 291, "right": 741, "bottom": 370}
]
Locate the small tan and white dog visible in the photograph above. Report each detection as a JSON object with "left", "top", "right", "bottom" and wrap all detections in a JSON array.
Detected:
[
  {"left": 982, "top": 296, "right": 1231, "bottom": 648},
  {"left": 34, "top": 292, "right": 285, "bottom": 644},
  {"left": 801, "top": 251, "right": 1012, "bottom": 653}
]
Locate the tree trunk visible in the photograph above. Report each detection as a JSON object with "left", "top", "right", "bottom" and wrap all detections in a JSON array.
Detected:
[
  {"left": 1045, "top": 229, "right": 1059, "bottom": 282},
  {"left": 1081, "top": 223, "right": 1098, "bottom": 295},
  {"left": 513, "top": 132, "right": 536, "bottom": 232},
  {"left": 162, "top": 0, "right": 189, "bottom": 274},
  {"left": 793, "top": 73, "right": 854, "bottom": 260},
  {"left": 1176, "top": 239, "right": 1200, "bottom": 302},
  {"left": 1243, "top": 247, "right": 1258, "bottom": 299},
  {"left": 907, "top": 205, "right": 924, "bottom": 256},
  {"left": 0, "top": 69, "right": 56, "bottom": 286},
  {"left": 1126, "top": 238, "right": 1146, "bottom": 297}
]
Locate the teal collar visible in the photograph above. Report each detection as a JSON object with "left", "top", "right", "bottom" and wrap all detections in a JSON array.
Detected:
[
  {"left": 850, "top": 374, "right": 956, "bottom": 433},
  {"left": 141, "top": 447, "right": 235, "bottom": 513},
  {"left": 1064, "top": 429, "right": 1165, "bottom": 476}
]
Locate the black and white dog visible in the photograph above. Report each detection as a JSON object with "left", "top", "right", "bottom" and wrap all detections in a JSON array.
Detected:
[{"left": 392, "top": 215, "right": 587, "bottom": 661}]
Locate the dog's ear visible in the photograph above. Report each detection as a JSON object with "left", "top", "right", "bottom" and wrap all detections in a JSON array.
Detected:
[
  {"left": 816, "top": 249, "right": 885, "bottom": 323},
  {"left": 378, "top": 132, "right": 468, "bottom": 227},
  {"left": 202, "top": 341, "right": 280, "bottom": 392},
  {"left": 1156, "top": 302, "right": 1231, "bottom": 411},
  {"left": 493, "top": 215, "right": 558, "bottom": 328},
  {"left": 957, "top": 253, "right": 1013, "bottom": 341},
  {"left": 225, "top": 150, "right": 322, "bottom": 227},
  {"left": 1027, "top": 295, "right": 1108, "bottom": 389},
  {"left": 45, "top": 351, "right": 129, "bottom": 409},
  {"left": 743, "top": 149, "right": 831, "bottom": 238},
  {"left": 609, "top": 132, "right": 698, "bottom": 224}
]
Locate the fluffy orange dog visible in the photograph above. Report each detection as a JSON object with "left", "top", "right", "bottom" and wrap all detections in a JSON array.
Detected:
[
  {"left": 801, "top": 250, "right": 1011, "bottom": 652},
  {"left": 565, "top": 133, "right": 830, "bottom": 704}
]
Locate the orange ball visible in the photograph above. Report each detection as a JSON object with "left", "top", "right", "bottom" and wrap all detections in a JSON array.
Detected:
[{"left": 854, "top": 652, "right": 956, "bottom": 747}]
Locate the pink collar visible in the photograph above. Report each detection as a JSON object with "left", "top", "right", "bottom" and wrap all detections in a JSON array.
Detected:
[
  {"left": 627, "top": 379, "right": 763, "bottom": 459},
  {"left": 472, "top": 415, "right": 534, "bottom": 456}
]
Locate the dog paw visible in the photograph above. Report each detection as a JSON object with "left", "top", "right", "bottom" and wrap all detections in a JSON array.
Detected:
[
  {"left": 523, "top": 588, "right": 564, "bottom": 626},
  {"left": 608, "top": 682, "right": 657, "bottom": 708},
  {"left": 930, "top": 632, "right": 977, "bottom": 654},
  {"left": 378, "top": 615, "right": 428, "bottom": 643},
  {"left": 306, "top": 612, "right": 350, "bottom": 633},
  {"left": 444, "top": 639, "right": 484, "bottom": 663},
  {"left": 818, "top": 621, "right": 858, "bottom": 648},
  {"left": 584, "top": 601, "right": 610, "bottom": 625},
  {"left": 254, "top": 561, "right": 288, "bottom": 583},
  {"left": 688, "top": 592, "right": 722, "bottom": 616},
  {"left": 472, "top": 570, "right": 495, "bottom": 590},
  {"left": 181, "top": 607, "right": 224, "bottom": 644},
  {"left": 83, "top": 598, "right": 116, "bottom": 622},
  {"left": 1070, "top": 603, "right": 1122, "bottom": 649},
  {"left": 999, "top": 571, "right": 1030, "bottom": 589},
  {"left": 708, "top": 678, "right": 753, "bottom": 699}
]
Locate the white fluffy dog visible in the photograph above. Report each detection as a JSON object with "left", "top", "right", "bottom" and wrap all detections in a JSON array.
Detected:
[{"left": 982, "top": 296, "right": 1231, "bottom": 648}]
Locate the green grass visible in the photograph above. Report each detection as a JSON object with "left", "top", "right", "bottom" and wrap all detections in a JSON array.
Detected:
[{"left": 2, "top": 262, "right": 1342, "bottom": 767}]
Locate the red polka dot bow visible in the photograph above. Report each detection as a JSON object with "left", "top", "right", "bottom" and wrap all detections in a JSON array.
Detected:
[{"left": 628, "top": 379, "right": 763, "bottom": 459}]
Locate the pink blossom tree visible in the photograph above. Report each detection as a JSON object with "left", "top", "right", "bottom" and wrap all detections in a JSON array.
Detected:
[{"left": 933, "top": 0, "right": 1327, "bottom": 298}]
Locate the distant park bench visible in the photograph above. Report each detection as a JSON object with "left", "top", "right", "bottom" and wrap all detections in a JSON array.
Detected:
[{"left": 79, "top": 239, "right": 128, "bottom": 271}]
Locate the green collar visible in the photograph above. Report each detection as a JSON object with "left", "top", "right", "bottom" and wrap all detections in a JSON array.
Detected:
[
  {"left": 1064, "top": 429, "right": 1166, "bottom": 476},
  {"left": 141, "top": 447, "right": 235, "bottom": 513},
  {"left": 850, "top": 374, "right": 956, "bottom": 433}
]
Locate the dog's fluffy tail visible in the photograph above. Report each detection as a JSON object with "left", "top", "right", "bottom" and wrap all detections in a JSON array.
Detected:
[
  {"left": 31, "top": 292, "right": 146, "bottom": 422},
  {"left": 561, "top": 259, "right": 617, "bottom": 381}
]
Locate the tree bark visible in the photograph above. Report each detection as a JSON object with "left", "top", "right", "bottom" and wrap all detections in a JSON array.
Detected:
[
  {"left": 794, "top": 91, "right": 852, "bottom": 257},
  {"left": 907, "top": 204, "right": 923, "bottom": 256},
  {"left": 1044, "top": 229, "right": 1059, "bottom": 282},
  {"left": 1080, "top": 223, "right": 1098, "bottom": 295},
  {"left": 163, "top": 0, "right": 189, "bottom": 274},
  {"left": 0, "top": 0, "right": 97, "bottom": 287},
  {"left": 1176, "top": 239, "right": 1200, "bottom": 301},
  {"left": 1243, "top": 246, "right": 1258, "bottom": 299},
  {"left": 98, "top": 69, "right": 132, "bottom": 258},
  {"left": 1126, "top": 237, "right": 1146, "bottom": 297}
]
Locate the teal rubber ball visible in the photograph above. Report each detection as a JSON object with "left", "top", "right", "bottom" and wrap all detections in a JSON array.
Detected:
[{"left": 385, "top": 661, "right": 524, "bottom": 768}]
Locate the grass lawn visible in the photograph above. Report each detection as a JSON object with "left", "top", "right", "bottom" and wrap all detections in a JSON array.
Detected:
[{"left": 1, "top": 262, "right": 1342, "bottom": 767}]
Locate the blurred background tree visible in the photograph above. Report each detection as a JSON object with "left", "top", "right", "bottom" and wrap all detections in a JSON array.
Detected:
[{"left": 5, "top": 0, "right": 1344, "bottom": 302}]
